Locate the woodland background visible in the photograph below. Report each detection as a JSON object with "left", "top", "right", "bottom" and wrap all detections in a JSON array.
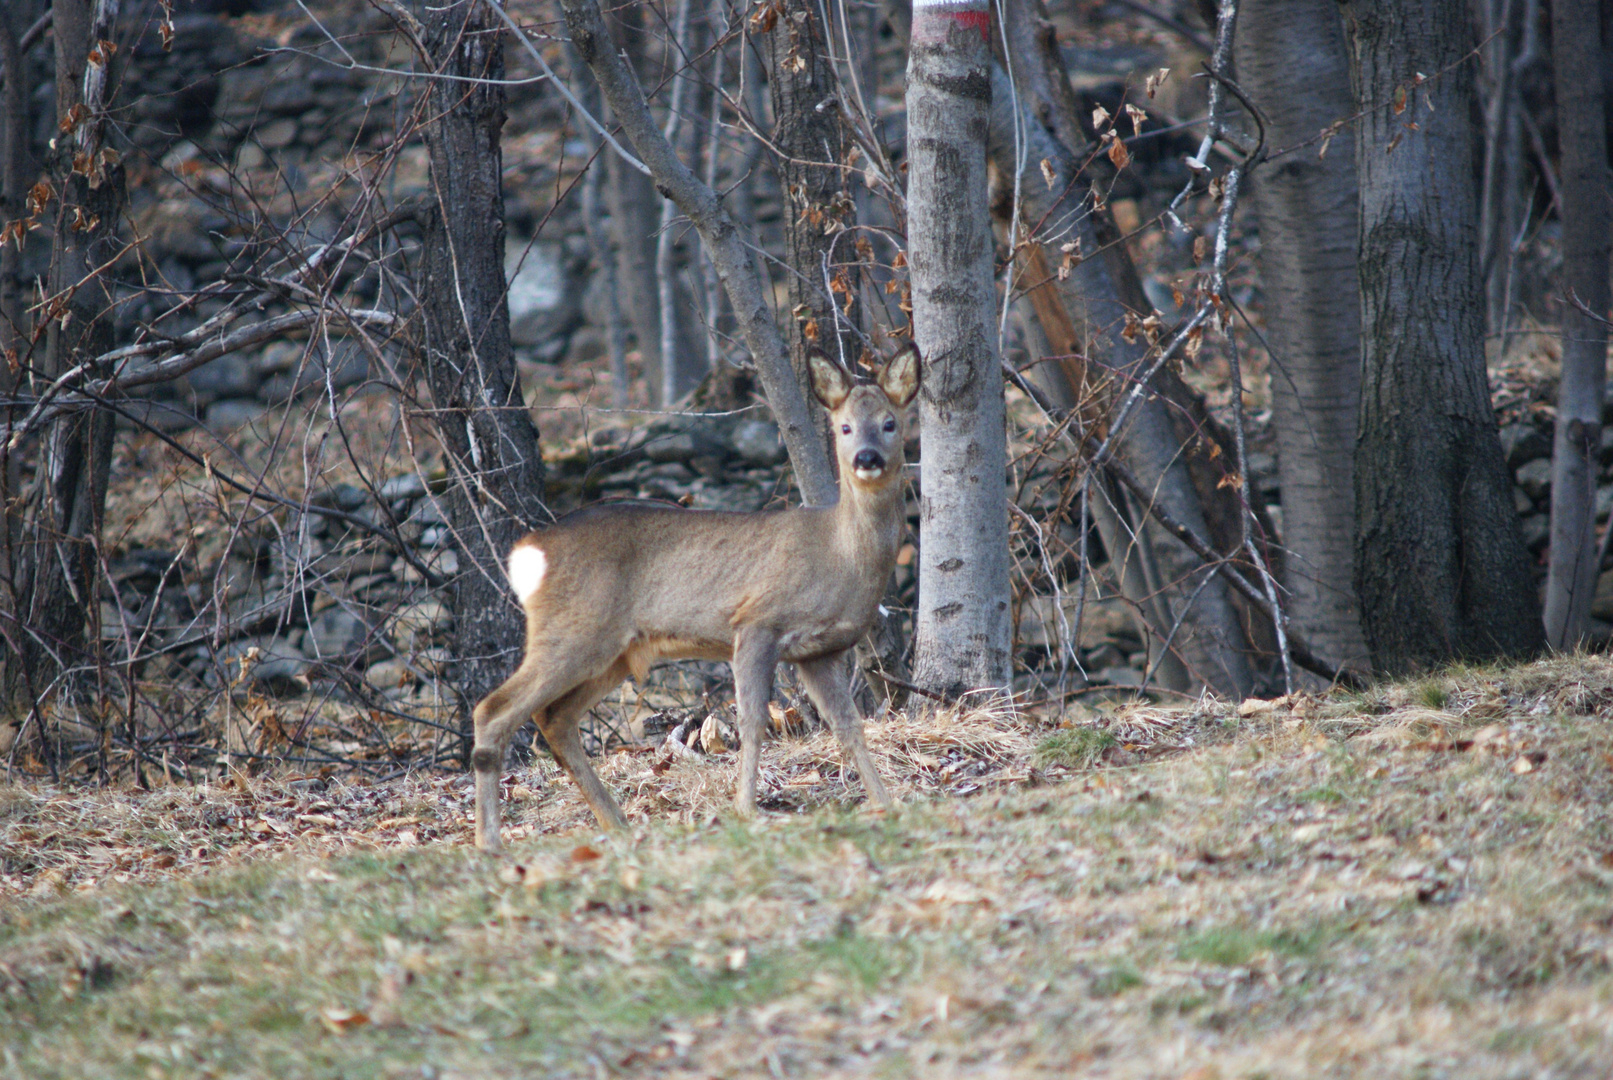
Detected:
[{"left": 0, "top": 0, "right": 1606, "bottom": 785}]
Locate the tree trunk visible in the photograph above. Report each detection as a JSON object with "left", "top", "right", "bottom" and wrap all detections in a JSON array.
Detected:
[
  {"left": 655, "top": 0, "right": 706, "bottom": 404},
  {"left": 1543, "top": 0, "right": 1610, "bottom": 649},
  {"left": 906, "top": 0, "right": 1013, "bottom": 696},
  {"left": 416, "top": 0, "right": 549, "bottom": 741},
  {"left": 1236, "top": 0, "right": 1369, "bottom": 676},
  {"left": 0, "top": 2, "right": 30, "bottom": 375},
  {"left": 2, "top": 0, "right": 121, "bottom": 726},
  {"left": 766, "top": 0, "right": 854, "bottom": 454},
  {"left": 1341, "top": 0, "right": 1543, "bottom": 672},
  {"left": 605, "top": 0, "right": 658, "bottom": 398}
]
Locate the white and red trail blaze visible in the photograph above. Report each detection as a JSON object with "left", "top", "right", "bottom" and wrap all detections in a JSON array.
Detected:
[{"left": 910, "top": 0, "right": 990, "bottom": 42}]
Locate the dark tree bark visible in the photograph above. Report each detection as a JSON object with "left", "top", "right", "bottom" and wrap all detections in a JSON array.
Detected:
[
  {"left": 0, "top": 2, "right": 31, "bottom": 373},
  {"left": 415, "top": 1, "right": 549, "bottom": 737},
  {"left": 1543, "top": 0, "right": 1610, "bottom": 648},
  {"left": 1341, "top": 0, "right": 1543, "bottom": 672},
  {"left": 2, "top": 0, "right": 122, "bottom": 723},
  {"left": 906, "top": 0, "right": 1013, "bottom": 695},
  {"left": 766, "top": 0, "right": 853, "bottom": 453},
  {"left": 1236, "top": 0, "right": 1369, "bottom": 676}
]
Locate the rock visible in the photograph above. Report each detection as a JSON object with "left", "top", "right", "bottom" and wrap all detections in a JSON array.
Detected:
[
  {"left": 256, "top": 117, "right": 299, "bottom": 149},
  {"left": 258, "top": 342, "right": 367, "bottom": 402},
  {"left": 260, "top": 341, "right": 303, "bottom": 374},
  {"left": 364, "top": 658, "right": 412, "bottom": 693},
  {"left": 644, "top": 430, "right": 725, "bottom": 465},
  {"left": 1519, "top": 513, "right": 1550, "bottom": 551},
  {"left": 115, "top": 399, "right": 197, "bottom": 434},
  {"left": 731, "top": 420, "right": 785, "bottom": 465},
  {"left": 262, "top": 78, "right": 317, "bottom": 115},
  {"left": 1592, "top": 570, "right": 1613, "bottom": 621},
  {"left": 409, "top": 499, "right": 448, "bottom": 527},
  {"left": 1083, "top": 643, "right": 1127, "bottom": 670},
  {"left": 215, "top": 637, "right": 310, "bottom": 696},
  {"left": 313, "top": 483, "right": 370, "bottom": 512},
  {"left": 205, "top": 399, "right": 268, "bottom": 431},
  {"left": 187, "top": 353, "right": 259, "bottom": 401},
  {"left": 564, "top": 326, "right": 607, "bottom": 365},
  {"left": 1514, "top": 458, "right": 1553, "bottom": 502},
  {"left": 236, "top": 142, "right": 266, "bottom": 170},
  {"left": 306, "top": 607, "right": 373, "bottom": 662},
  {"left": 379, "top": 473, "right": 426, "bottom": 501},
  {"left": 417, "top": 647, "right": 453, "bottom": 676},
  {"left": 505, "top": 242, "right": 580, "bottom": 348},
  {"left": 1500, "top": 423, "right": 1551, "bottom": 468},
  {"left": 392, "top": 600, "right": 451, "bottom": 648},
  {"left": 1094, "top": 665, "right": 1143, "bottom": 688}
]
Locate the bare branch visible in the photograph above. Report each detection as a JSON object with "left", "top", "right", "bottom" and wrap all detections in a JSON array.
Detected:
[{"left": 558, "top": 0, "right": 836, "bottom": 505}]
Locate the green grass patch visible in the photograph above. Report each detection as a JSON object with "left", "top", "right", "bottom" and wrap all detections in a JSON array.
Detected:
[
  {"left": 1177, "top": 924, "right": 1334, "bottom": 967},
  {"left": 1034, "top": 727, "right": 1116, "bottom": 769}
]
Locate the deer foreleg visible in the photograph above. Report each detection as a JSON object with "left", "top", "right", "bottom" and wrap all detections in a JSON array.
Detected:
[{"left": 731, "top": 629, "right": 781, "bottom": 817}]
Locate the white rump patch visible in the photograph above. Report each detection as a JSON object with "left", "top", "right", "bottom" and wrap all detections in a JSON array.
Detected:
[{"left": 507, "top": 545, "right": 548, "bottom": 601}]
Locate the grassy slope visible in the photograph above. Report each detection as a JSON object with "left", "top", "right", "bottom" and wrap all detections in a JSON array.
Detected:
[{"left": 4, "top": 659, "right": 1613, "bottom": 1078}]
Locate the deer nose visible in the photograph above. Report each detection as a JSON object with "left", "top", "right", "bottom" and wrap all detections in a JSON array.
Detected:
[{"left": 852, "top": 449, "right": 885, "bottom": 473}]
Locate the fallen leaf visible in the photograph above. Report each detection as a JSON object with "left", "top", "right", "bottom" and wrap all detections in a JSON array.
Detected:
[
  {"left": 319, "top": 1007, "right": 369, "bottom": 1034},
  {"left": 570, "top": 844, "right": 602, "bottom": 863}
]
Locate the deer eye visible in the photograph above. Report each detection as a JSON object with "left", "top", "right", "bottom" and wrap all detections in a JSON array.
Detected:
[
  {"left": 883, "top": 417, "right": 896, "bottom": 433},
  {"left": 841, "top": 424, "right": 852, "bottom": 435}
]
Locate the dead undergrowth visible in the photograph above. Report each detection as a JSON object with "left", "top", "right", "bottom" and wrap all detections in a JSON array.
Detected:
[{"left": 3, "top": 655, "right": 1613, "bottom": 1078}]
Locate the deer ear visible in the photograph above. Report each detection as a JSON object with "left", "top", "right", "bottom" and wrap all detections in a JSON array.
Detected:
[
  {"left": 878, "top": 343, "right": 921, "bottom": 407},
  {"left": 807, "top": 348, "right": 852, "bottom": 410}
]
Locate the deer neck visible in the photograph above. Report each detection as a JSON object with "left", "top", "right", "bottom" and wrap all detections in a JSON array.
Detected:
[{"left": 826, "top": 469, "right": 904, "bottom": 564}]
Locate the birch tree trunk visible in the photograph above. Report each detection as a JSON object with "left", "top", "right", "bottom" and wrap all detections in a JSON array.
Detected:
[
  {"left": 1542, "top": 0, "right": 1610, "bottom": 649},
  {"left": 906, "top": 0, "right": 1012, "bottom": 695},
  {"left": 415, "top": 0, "right": 549, "bottom": 740},
  {"left": 1236, "top": 0, "right": 1369, "bottom": 676},
  {"left": 1341, "top": 0, "right": 1543, "bottom": 672}
]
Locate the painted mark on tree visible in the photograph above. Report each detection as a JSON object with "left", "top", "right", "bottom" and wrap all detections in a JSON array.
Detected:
[{"left": 910, "top": 0, "right": 990, "bottom": 43}]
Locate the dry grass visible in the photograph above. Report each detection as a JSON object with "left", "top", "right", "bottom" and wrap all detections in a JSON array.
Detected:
[{"left": 4, "top": 655, "right": 1613, "bottom": 1078}]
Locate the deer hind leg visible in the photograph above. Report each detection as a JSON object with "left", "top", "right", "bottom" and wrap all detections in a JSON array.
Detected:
[
  {"left": 797, "top": 650, "right": 893, "bottom": 810},
  {"left": 472, "top": 648, "right": 615, "bottom": 853},
  {"left": 536, "top": 658, "right": 631, "bottom": 831},
  {"left": 731, "top": 628, "right": 781, "bottom": 817}
]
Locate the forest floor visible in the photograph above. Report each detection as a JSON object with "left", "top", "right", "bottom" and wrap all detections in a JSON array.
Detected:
[{"left": 3, "top": 656, "right": 1613, "bottom": 1078}]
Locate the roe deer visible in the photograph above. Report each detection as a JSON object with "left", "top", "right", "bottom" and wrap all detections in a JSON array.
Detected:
[{"left": 471, "top": 345, "right": 922, "bottom": 851}]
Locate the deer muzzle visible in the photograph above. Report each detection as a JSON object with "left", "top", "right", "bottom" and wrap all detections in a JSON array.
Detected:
[{"left": 852, "top": 449, "right": 886, "bottom": 479}]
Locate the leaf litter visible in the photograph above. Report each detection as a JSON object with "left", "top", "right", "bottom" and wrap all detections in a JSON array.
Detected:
[{"left": 2, "top": 655, "right": 1613, "bottom": 1077}]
